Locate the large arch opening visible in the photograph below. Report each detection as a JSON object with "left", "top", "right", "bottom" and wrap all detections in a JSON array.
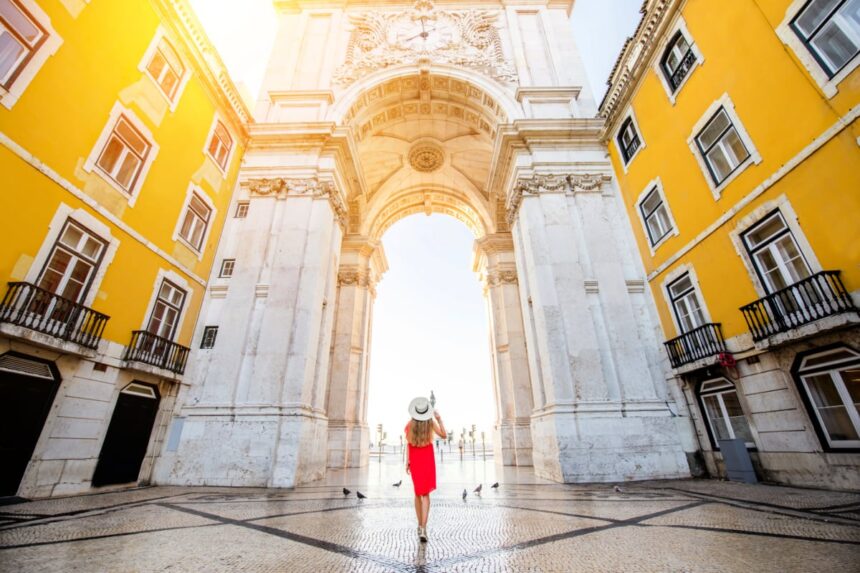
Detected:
[{"left": 324, "top": 70, "right": 535, "bottom": 471}]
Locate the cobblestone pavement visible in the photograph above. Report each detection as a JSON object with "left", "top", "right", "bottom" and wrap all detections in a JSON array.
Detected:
[{"left": 1, "top": 457, "right": 859, "bottom": 572}]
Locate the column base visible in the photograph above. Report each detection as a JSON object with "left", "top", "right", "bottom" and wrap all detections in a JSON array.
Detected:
[
  {"left": 326, "top": 422, "right": 369, "bottom": 468},
  {"left": 154, "top": 405, "right": 328, "bottom": 488},
  {"left": 494, "top": 419, "right": 533, "bottom": 466},
  {"left": 530, "top": 402, "right": 691, "bottom": 483}
]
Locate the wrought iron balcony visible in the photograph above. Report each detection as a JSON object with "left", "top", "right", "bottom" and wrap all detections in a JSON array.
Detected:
[
  {"left": 123, "top": 330, "right": 190, "bottom": 375},
  {"left": 740, "top": 271, "right": 857, "bottom": 342},
  {"left": 669, "top": 49, "right": 697, "bottom": 90},
  {"left": 664, "top": 323, "right": 726, "bottom": 369},
  {"left": 0, "top": 282, "right": 109, "bottom": 350}
]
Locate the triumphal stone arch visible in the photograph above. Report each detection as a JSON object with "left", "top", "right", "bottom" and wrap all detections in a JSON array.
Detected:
[{"left": 155, "top": 0, "right": 696, "bottom": 487}]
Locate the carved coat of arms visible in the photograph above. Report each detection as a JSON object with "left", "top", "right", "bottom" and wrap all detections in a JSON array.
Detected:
[{"left": 334, "top": 0, "right": 518, "bottom": 85}]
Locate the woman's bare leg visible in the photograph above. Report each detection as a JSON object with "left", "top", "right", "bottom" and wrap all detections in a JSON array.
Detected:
[
  {"left": 420, "top": 495, "right": 430, "bottom": 527},
  {"left": 414, "top": 496, "right": 422, "bottom": 525}
]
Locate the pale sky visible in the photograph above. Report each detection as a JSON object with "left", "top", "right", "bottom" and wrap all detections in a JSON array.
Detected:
[{"left": 188, "top": 1, "right": 642, "bottom": 444}]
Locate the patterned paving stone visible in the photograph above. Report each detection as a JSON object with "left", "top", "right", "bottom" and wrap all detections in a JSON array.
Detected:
[{"left": 0, "top": 459, "right": 858, "bottom": 572}]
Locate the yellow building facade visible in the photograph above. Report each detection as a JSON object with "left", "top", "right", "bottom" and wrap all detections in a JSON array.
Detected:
[
  {"left": 601, "top": 0, "right": 860, "bottom": 488},
  {"left": 0, "top": 0, "right": 248, "bottom": 497}
]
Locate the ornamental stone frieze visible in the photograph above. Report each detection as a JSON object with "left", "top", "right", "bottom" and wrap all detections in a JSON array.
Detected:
[
  {"left": 334, "top": 0, "right": 517, "bottom": 86},
  {"left": 506, "top": 173, "right": 614, "bottom": 224},
  {"left": 485, "top": 269, "right": 518, "bottom": 287},
  {"left": 243, "top": 177, "right": 348, "bottom": 230}
]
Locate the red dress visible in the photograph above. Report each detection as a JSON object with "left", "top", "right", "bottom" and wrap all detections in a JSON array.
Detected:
[{"left": 406, "top": 422, "right": 436, "bottom": 496}]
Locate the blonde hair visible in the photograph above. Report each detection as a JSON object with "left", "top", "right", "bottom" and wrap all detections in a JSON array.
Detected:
[{"left": 407, "top": 419, "right": 434, "bottom": 447}]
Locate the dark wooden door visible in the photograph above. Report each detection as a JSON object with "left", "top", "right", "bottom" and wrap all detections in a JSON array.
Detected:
[
  {"left": 92, "top": 386, "right": 159, "bottom": 487},
  {"left": 0, "top": 368, "right": 59, "bottom": 496}
]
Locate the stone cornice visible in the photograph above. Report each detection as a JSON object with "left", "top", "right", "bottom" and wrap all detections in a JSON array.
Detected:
[
  {"left": 242, "top": 177, "right": 348, "bottom": 230},
  {"left": 152, "top": 0, "right": 251, "bottom": 136},
  {"left": 505, "top": 172, "right": 613, "bottom": 225},
  {"left": 598, "top": 0, "right": 683, "bottom": 130}
]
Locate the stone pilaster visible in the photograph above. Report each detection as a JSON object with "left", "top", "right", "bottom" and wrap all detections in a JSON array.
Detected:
[
  {"left": 507, "top": 171, "right": 691, "bottom": 483},
  {"left": 475, "top": 234, "right": 534, "bottom": 466},
  {"left": 157, "top": 177, "right": 345, "bottom": 488},
  {"left": 326, "top": 235, "right": 388, "bottom": 468}
]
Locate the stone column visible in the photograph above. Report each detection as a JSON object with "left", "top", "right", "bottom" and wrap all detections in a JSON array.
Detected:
[
  {"left": 160, "top": 177, "right": 346, "bottom": 488},
  {"left": 325, "top": 235, "right": 387, "bottom": 468},
  {"left": 475, "top": 234, "right": 534, "bottom": 466},
  {"left": 508, "top": 172, "right": 690, "bottom": 483}
]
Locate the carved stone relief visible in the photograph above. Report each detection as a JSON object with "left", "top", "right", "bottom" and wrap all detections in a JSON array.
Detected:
[
  {"left": 334, "top": 0, "right": 517, "bottom": 86},
  {"left": 244, "top": 177, "right": 348, "bottom": 230},
  {"left": 505, "top": 173, "right": 613, "bottom": 224}
]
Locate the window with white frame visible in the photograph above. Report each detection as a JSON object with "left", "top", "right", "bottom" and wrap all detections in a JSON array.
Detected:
[
  {"left": 95, "top": 115, "right": 152, "bottom": 194},
  {"left": 791, "top": 0, "right": 860, "bottom": 78},
  {"left": 661, "top": 31, "right": 697, "bottom": 91},
  {"left": 0, "top": 0, "right": 46, "bottom": 90},
  {"left": 144, "top": 36, "right": 184, "bottom": 101},
  {"left": 35, "top": 219, "right": 107, "bottom": 304},
  {"left": 206, "top": 120, "right": 232, "bottom": 171},
  {"left": 668, "top": 273, "right": 707, "bottom": 333},
  {"left": 639, "top": 187, "right": 673, "bottom": 246},
  {"left": 616, "top": 117, "right": 642, "bottom": 165},
  {"left": 742, "top": 211, "right": 814, "bottom": 293},
  {"left": 146, "top": 279, "right": 185, "bottom": 340},
  {"left": 219, "top": 259, "right": 235, "bottom": 278},
  {"left": 694, "top": 107, "right": 751, "bottom": 185},
  {"left": 698, "top": 378, "right": 755, "bottom": 448},
  {"left": 177, "top": 192, "right": 211, "bottom": 252},
  {"left": 795, "top": 347, "right": 860, "bottom": 448}
]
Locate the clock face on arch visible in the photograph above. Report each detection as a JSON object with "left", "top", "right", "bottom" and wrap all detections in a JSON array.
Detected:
[{"left": 390, "top": 15, "right": 457, "bottom": 52}]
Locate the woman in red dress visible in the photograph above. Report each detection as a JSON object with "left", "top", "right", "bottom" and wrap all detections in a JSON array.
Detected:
[{"left": 405, "top": 396, "right": 447, "bottom": 542}]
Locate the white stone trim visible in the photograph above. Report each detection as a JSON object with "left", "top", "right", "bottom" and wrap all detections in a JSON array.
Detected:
[
  {"left": 660, "top": 263, "right": 714, "bottom": 337},
  {"left": 776, "top": 0, "right": 860, "bottom": 99},
  {"left": 82, "top": 101, "right": 160, "bottom": 207},
  {"left": 647, "top": 103, "right": 859, "bottom": 283},
  {"left": 172, "top": 183, "right": 217, "bottom": 260},
  {"left": 635, "top": 176, "right": 680, "bottom": 256},
  {"left": 137, "top": 269, "right": 192, "bottom": 339},
  {"left": 0, "top": 0, "right": 63, "bottom": 110},
  {"left": 687, "top": 93, "right": 762, "bottom": 200},
  {"left": 728, "top": 195, "right": 823, "bottom": 298},
  {"left": 24, "top": 203, "right": 119, "bottom": 308},
  {"left": 652, "top": 15, "right": 704, "bottom": 105},
  {"left": 0, "top": 130, "right": 206, "bottom": 286},
  {"left": 614, "top": 106, "right": 646, "bottom": 174},
  {"left": 137, "top": 26, "right": 192, "bottom": 112},
  {"left": 202, "top": 113, "right": 235, "bottom": 178}
]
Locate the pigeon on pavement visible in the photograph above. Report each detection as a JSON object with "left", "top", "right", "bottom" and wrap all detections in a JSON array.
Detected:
[
  {"left": 462, "top": 489, "right": 467, "bottom": 500},
  {"left": 491, "top": 482, "right": 499, "bottom": 489},
  {"left": 357, "top": 491, "right": 366, "bottom": 499},
  {"left": 342, "top": 488, "right": 351, "bottom": 495},
  {"left": 393, "top": 480, "right": 402, "bottom": 487},
  {"left": 473, "top": 484, "right": 482, "bottom": 494},
  {"left": 613, "top": 485, "right": 624, "bottom": 494}
]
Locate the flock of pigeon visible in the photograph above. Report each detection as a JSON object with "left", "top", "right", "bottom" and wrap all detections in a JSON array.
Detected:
[{"left": 340, "top": 481, "right": 501, "bottom": 500}]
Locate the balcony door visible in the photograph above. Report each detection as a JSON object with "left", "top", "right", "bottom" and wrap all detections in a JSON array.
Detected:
[
  {"left": 31, "top": 220, "right": 106, "bottom": 321},
  {"left": 139, "top": 280, "right": 186, "bottom": 361}
]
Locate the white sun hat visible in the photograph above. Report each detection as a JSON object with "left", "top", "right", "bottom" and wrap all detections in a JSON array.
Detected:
[{"left": 408, "top": 396, "right": 434, "bottom": 421}]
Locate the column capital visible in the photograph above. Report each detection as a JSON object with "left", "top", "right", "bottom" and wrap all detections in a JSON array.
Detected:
[
  {"left": 242, "top": 176, "right": 348, "bottom": 231},
  {"left": 505, "top": 172, "right": 613, "bottom": 225}
]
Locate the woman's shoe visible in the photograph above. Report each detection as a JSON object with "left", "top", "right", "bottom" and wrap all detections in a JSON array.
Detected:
[{"left": 419, "top": 526, "right": 428, "bottom": 542}]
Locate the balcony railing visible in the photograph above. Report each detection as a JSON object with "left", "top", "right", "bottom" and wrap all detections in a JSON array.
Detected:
[
  {"left": 664, "top": 323, "right": 726, "bottom": 369},
  {"left": 741, "top": 271, "right": 857, "bottom": 342},
  {"left": 669, "top": 49, "right": 697, "bottom": 90},
  {"left": 0, "top": 282, "right": 109, "bottom": 350},
  {"left": 123, "top": 330, "right": 189, "bottom": 375}
]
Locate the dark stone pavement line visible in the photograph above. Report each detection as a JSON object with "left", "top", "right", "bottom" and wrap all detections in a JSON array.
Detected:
[
  {"left": 0, "top": 522, "right": 225, "bottom": 551},
  {"left": 662, "top": 487, "right": 860, "bottom": 528},
  {"left": 158, "top": 502, "right": 414, "bottom": 572},
  {"left": 636, "top": 522, "right": 860, "bottom": 546},
  {"left": 419, "top": 501, "right": 709, "bottom": 572}
]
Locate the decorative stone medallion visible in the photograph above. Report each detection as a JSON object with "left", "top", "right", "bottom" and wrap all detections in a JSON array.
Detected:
[{"left": 408, "top": 142, "right": 445, "bottom": 172}]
